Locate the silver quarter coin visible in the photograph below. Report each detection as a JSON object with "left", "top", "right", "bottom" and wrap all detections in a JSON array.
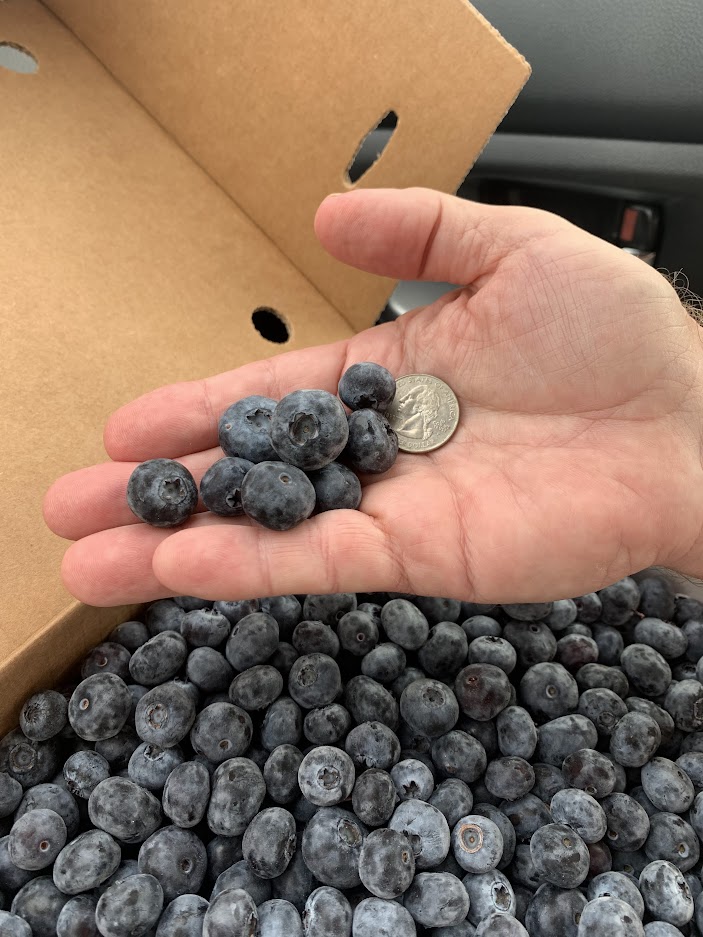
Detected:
[{"left": 387, "top": 374, "right": 460, "bottom": 453}]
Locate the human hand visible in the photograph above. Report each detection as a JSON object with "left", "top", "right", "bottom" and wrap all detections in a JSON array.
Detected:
[{"left": 43, "top": 187, "right": 703, "bottom": 606}]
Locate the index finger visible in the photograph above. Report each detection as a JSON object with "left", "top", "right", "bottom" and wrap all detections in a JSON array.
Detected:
[{"left": 104, "top": 339, "right": 351, "bottom": 462}]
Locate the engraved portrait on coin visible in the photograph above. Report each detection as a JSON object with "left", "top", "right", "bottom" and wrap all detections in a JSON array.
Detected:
[{"left": 388, "top": 374, "right": 460, "bottom": 453}]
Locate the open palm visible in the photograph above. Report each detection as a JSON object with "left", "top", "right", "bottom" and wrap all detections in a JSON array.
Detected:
[{"left": 44, "top": 188, "right": 703, "bottom": 606}]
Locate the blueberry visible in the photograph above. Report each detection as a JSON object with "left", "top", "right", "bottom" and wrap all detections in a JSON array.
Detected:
[
  {"left": 289, "top": 654, "right": 342, "bottom": 709},
  {"left": 298, "top": 746, "right": 355, "bottom": 806},
  {"left": 301, "top": 807, "right": 367, "bottom": 889},
  {"left": 638, "top": 576, "right": 676, "bottom": 621},
  {"left": 381, "top": 599, "right": 430, "bottom": 650},
  {"left": 207, "top": 757, "right": 265, "bottom": 837},
  {"left": 620, "top": 644, "right": 672, "bottom": 697},
  {"left": 577, "top": 688, "right": 628, "bottom": 737},
  {"left": 502, "top": 621, "right": 556, "bottom": 668},
  {"left": 468, "top": 635, "right": 517, "bottom": 674},
  {"left": 573, "top": 592, "right": 603, "bottom": 624},
  {"left": 352, "top": 896, "right": 415, "bottom": 937},
  {"left": 68, "top": 673, "right": 132, "bottom": 742},
  {"left": 563, "top": 748, "right": 617, "bottom": 798},
  {"left": 454, "top": 664, "right": 511, "bottom": 722},
  {"left": 502, "top": 602, "right": 552, "bottom": 622},
  {"left": 556, "top": 634, "right": 599, "bottom": 671},
  {"left": 452, "top": 813, "right": 503, "bottom": 874},
  {"left": 146, "top": 600, "right": 186, "bottom": 635},
  {"left": 550, "top": 788, "right": 607, "bottom": 842},
  {"left": 519, "top": 662, "right": 579, "bottom": 722},
  {"left": 390, "top": 758, "right": 434, "bottom": 802},
  {"left": 342, "top": 409, "right": 398, "bottom": 475},
  {"left": 179, "top": 608, "right": 230, "bottom": 648},
  {"left": 186, "top": 647, "right": 234, "bottom": 693},
  {"left": 261, "top": 697, "right": 303, "bottom": 751},
  {"left": 224, "top": 612, "right": 279, "bottom": 671},
  {"left": 587, "top": 871, "right": 645, "bottom": 919},
  {"left": 338, "top": 362, "right": 395, "bottom": 412},
  {"left": 88, "top": 777, "right": 162, "bottom": 844},
  {"left": 462, "top": 869, "right": 516, "bottom": 924},
  {"left": 475, "top": 911, "right": 529, "bottom": 936},
  {"left": 308, "top": 462, "right": 362, "bottom": 513},
  {"left": 129, "top": 631, "right": 188, "bottom": 686},
  {"left": 400, "top": 679, "right": 459, "bottom": 738},
  {"left": 19, "top": 692, "right": 67, "bottom": 742},
  {"left": 211, "top": 860, "right": 271, "bottom": 904},
  {"left": 641, "top": 757, "right": 694, "bottom": 813},
  {"left": 431, "top": 730, "right": 487, "bottom": 783},
  {"left": 496, "top": 706, "right": 537, "bottom": 760},
  {"left": 499, "top": 794, "right": 551, "bottom": 842},
  {"left": 8, "top": 809, "right": 66, "bottom": 871},
  {"left": 81, "top": 642, "right": 132, "bottom": 682},
  {"left": 337, "top": 610, "right": 379, "bottom": 657},
  {"left": 676, "top": 751, "right": 703, "bottom": 789},
  {"left": 530, "top": 822, "right": 590, "bottom": 888},
  {"left": 361, "top": 643, "right": 406, "bottom": 683},
  {"left": 270, "top": 390, "right": 349, "bottom": 470},
  {"left": 418, "top": 624, "right": 468, "bottom": 679},
  {"left": 229, "top": 664, "right": 284, "bottom": 711},
  {"left": 263, "top": 745, "right": 303, "bottom": 804},
  {"left": 351, "top": 769, "right": 397, "bottom": 828},
  {"left": 52, "top": 829, "right": 121, "bottom": 894},
  {"left": 203, "top": 887, "right": 258, "bottom": 937},
  {"left": 162, "top": 761, "right": 210, "bottom": 827},
  {"left": 531, "top": 762, "right": 569, "bottom": 801},
  {"left": 190, "top": 702, "right": 254, "bottom": 764},
  {"left": 388, "top": 800, "right": 450, "bottom": 869},
  {"left": 199, "top": 456, "right": 253, "bottom": 517},
  {"left": 462, "top": 614, "right": 502, "bottom": 640},
  {"left": 219, "top": 395, "right": 278, "bottom": 463},
  {"left": 10, "top": 877, "right": 70, "bottom": 937},
  {"left": 0, "top": 776, "right": 22, "bottom": 820},
  {"left": 128, "top": 743, "right": 184, "bottom": 790},
  {"left": 0, "top": 836, "right": 35, "bottom": 893},
  {"left": 127, "top": 459, "right": 198, "bottom": 527},
  {"left": 94, "top": 728, "right": 140, "bottom": 770},
  {"left": 173, "top": 595, "right": 213, "bottom": 611},
  {"left": 576, "top": 897, "right": 645, "bottom": 937},
  {"left": 546, "top": 598, "right": 579, "bottom": 631},
  {"left": 644, "top": 812, "right": 699, "bottom": 870},
  {"left": 56, "top": 896, "right": 98, "bottom": 937},
  {"left": 292, "top": 621, "right": 340, "bottom": 658},
  {"left": 357, "top": 827, "right": 414, "bottom": 899},
  {"left": 665, "top": 679, "right": 703, "bottom": 732},
  {"left": 303, "top": 594, "right": 357, "bottom": 627},
  {"left": 610, "top": 712, "right": 662, "bottom": 767},
  {"left": 643, "top": 924, "right": 685, "bottom": 937},
  {"left": 270, "top": 642, "right": 299, "bottom": 677},
  {"left": 257, "top": 898, "right": 303, "bottom": 937},
  {"left": 155, "top": 894, "right": 209, "bottom": 937},
  {"left": 404, "top": 871, "right": 469, "bottom": 927},
  {"left": 536, "top": 714, "right": 598, "bottom": 767},
  {"left": 344, "top": 676, "right": 398, "bottom": 731},
  {"left": 302, "top": 886, "right": 352, "bottom": 936},
  {"left": 241, "top": 461, "right": 316, "bottom": 530},
  {"left": 639, "top": 860, "right": 693, "bottom": 927},
  {"left": 0, "top": 910, "right": 32, "bottom": 937},
  {"left": 634, "top": 618, "right": 687, "bottom": 659},
  {"left": 63, "top": 750, "right": 110, "bottom": 799},
  {"left": 257, "top": 595, "right": 302, "bottom": 637},
  {"left": 270, "top": 836, "right": 313, "bottom": 910},
  {"left": 14, "top": 783, "right": 79, "bottom": 839},
  {"left": 135, "top": 683, "right": 196, "bottom": 749},
  {"left": 592, "top": 624, "right": 625, "bottom": 665},
  {"left": 138, "top": 826, "right": 206, "bottom": 902},
  {"left": 599, "top": 578, "right": 641, "bottom": 627},
  {"left": 485, "top": 756, "right": 535, "bottom": 802},
  {"left": 206, "top": 836, "right": 242, "bottom": 885},
  {"left": 600, "top": 793, "right": 651, "bottom": 851},
  {"left": 391, "top": 667, "right": 426, "bottom": 698}
]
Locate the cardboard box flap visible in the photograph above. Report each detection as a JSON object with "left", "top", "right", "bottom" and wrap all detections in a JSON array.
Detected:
[
  {"left": 0, "top": 0, "right": 353, "bottom": 654},
  {"left": 42, "top": 0, "right": 530, "bottom": 332}
]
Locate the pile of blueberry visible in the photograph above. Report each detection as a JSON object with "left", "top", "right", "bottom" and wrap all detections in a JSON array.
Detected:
[
  {"left": 4, "top": 579, "right": 703, "bottom": 935},
  {"left": 126, "top": 363, "right": 399, "bottom": 531}
]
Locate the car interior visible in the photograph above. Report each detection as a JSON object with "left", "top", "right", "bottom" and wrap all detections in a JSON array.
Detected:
[{"left": 352, "top": 0, "right": 703, "bottom": 322}]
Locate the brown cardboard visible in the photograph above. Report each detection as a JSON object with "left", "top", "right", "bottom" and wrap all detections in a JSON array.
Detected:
[{"left": 0, "top": 0, "right": 529, "bottom": 733}]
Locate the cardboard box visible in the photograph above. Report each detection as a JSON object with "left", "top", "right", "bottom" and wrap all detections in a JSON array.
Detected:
[{"left": 0, "top": 0, "right": 529, "bottom": 733}]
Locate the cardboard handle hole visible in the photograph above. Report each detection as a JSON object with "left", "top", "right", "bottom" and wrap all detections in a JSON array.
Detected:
[
  {"left": 346, "top": 111, "right": 398, "bottom": 185},
  {"left": 252, "top": 307, "right": 290, "bottom": 344},
  {"left": 0, "top": 42, "right": 38, "bottom": 74}
]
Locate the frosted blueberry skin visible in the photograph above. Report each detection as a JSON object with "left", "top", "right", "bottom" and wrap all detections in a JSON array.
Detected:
[
  {"left": 338, "top": 362, "right": 396, "bottom": 413},
  {"left": 271, "top": 390, "right": 349, "bottom": 471},
  {"left": 241, "top": 461, "right": 316, "bottom": 531},
  {"left": 127, "top": 459, "right": 198, "bottom": 527},
  {"left": 218, "top": 395, "right": 278, "bottom": 463},
  {"left": 199, "top": 456, "right": 253, "bottom": 517}
]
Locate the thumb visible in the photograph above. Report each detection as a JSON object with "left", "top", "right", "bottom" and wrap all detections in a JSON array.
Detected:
[{"left": 314, "top": 187, "right": 564, "bottom": 285}]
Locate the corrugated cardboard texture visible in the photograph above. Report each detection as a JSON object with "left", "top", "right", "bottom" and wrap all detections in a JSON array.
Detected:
[
  {"left": 0, "top": 0, "right": 528, "bottom": 731},
  {"left": 43, "top": 0, "right": 530, "bottom": 332},
  {"left": 0, "top": 0, "right": 353, "bottom": 672}
]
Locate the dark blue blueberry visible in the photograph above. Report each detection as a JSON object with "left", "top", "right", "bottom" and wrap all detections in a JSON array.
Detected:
[
  {"left": 288, "top": 654, "right": 342, "bottom": 709},
  {"left": 556, "top": 634, "right": 599, "bottom": 671},
  {"left": 302, "top": 593, "right": 357, "bottom": 626},
  {"left": 263, "top": 744, "right": 303, "bottom": 804},
  {"left": 185, "top": 647, "right": 234, "bottom": 693},
  {"left": 502, "top": 621, "right": 557, "bottom": 668},
  {"left": 454, "top": 664, "right": 511, "bottom": 722},
  {"left": 520, "top": 662, "right": 579, "bottom": 722},
  {"left": 52, "top": 829, "right": 121, "bottom": 894},
  {"left": 337, "top": 610, "right": 379, "bottom": 657},
  {"left": 391, "top": 667, "right": 425, "bottom": 698},
  {"left": 129, "top": 631, "right": 188, "bottom": 686},
  {"left": 211, "top": 859, "right": 271, "bottom": 904},
  {"left": 530, "top": 822, "right": 590, "bottom": 888},
  {"left": 414, "top": 596, "right": 461, "bottom": 624},
  {"left": 68, "top": 674, "right": 132, "bottom": 743},
  {"left": 303, "top": 886, "right": 352, "bottom": 937},
  {"left": 344, "top": 676, "right": 398, "bottom": 731},
  {"left": 431, "top": 729, "right": 487, "bottom": 783},
  {"left": 205, "top": 836, "right": 242, "bottom": 885},
  {"left": 138, "top": 825, "right": 206, "bottom": 901},
  {"left": 462, "top": 614, "right": 502, "bottom": 640},
  {"left": 381, "top": 599, "right": 429, "bottom": 650},
  {"left": 485, "top": 756, "right": 535, "bottom": 802},
  {"left": 499, "top": 794, "right": 551, "bottom": 843},
  {"left": 95, "top": 873, "right": 163, "bottom": 937},
  {"left": 218, "top": 395, "right": 278, "bottom": 463},
  {"left": 463, "top": 869, "right": 516, "bottom": 924},
  {"left": 536, "top": 714, "right": 598, "bottom": 767},
  {"left": 308, "top": 462, "right": 362, "bottom": 513},
  {"left": 270, "top": 642, "right": 299, "bottom": 676},
  {"left": 8, "top": 809, "right": 66, "bottom": 871},
  {"left": 665, "top": 679, "right": 703, "bottom": 732},
  {"left": 126, "top": 459, "right": 198, "bottom": 527},
  {"left": 261, "top": 697, "right": 303, "bottom": 751},
  {"left": 155, "top": 894, "right": 209, "bottom": 937},
  {"left": 563, "top": 748, "right": 617, "bottom": 798},
  {"left": 531, "top": 762, "right": 569, "bottom": 801},
  {"left": 361, "top": 642, "right": 406, "bottom": 683},
  {"left": 496, "top": 706, "right": 537, "bottom": 760},
  {"left": 88, "top": 777, "right": 162, "bottom": 844},
  {"left": 388, "top": 799, "right": 449, "bottom": 869},
  {"left": 592, "top": 624, "right": 625, "bottom": 666},
  {"left": 145, "top": 600, "right": 186, "bottom": 635},
  {"left": 390, "top": 758, "right": 434, "bottom": 802},
  {"left": 644, "top": 812, "right": 699, "bottom": 870},
  {"left": 190, "top": 702, "right": 253, "bottom": 763},
  {"left": 241, "top": 461, "right": 316, "bottom": 530},
  {"left": 598, "top": 577, "right": 641, "bottom": 627},
  {"left": 242, "top": 807, "right": 297, "bottom": 880},
  {"left": 400, "top": 678, "right": 459, "bottom": 739},
  {"left": 225, "top": 611, "right": 279, "bottom": 671},
  {"left": 14, "top": 783, "right": 79, "bottom": 839},
  {"left": 641, "top": 757, "right": 694, "bottom": 813},
  {"left": 56, "top": 896, "right": 98, "bottom": 937},
  {"left": 228, "top": 664, "right": 283, "bottom": 711},
  {"left": 578, "top": 896, "right": 644, "bottom": 936},
  {"left": 213, "top": 598, "right": 260, "bottom": 626},
  {"left": 10, "top": 877, "right": 70, "bottom": 937},
  {"left": 207, "top": 758, "right": 265, "bottom": 837},
  {"left": 610, "top": 712, "right": 662, "bottom": 768},
  {"left": 469, "top": 635, "right": 517, "bottom": 674},
  {"left": 639, "top": 860, "right": 693, "bottom": 927},
  {"left": 338, "top": 362, "right": 395, "bottom": 412},
  {"left": 342, "top": 409, "right": 398, "bottom": 475},
  {"left": 128, "top": 742, "right": 184, "bottom": 790},
  {"left": 94, "top": 728, "right": 140, "bottom": 770},
  {"left": 634, "top": 617, "right": 687, "bottom": 659},
  {"left": 135, "top": 683, "right": 196, "bottom": 749},
  {"left": 578, "top": 688, "right": 628, "bottom": 737},
  {"left": 203, "top": 888, "right": 258, "bottom": 937},
  {"left": 257, "top": 899, "right": 303, "bottom": 937},
  {"left": 301, "top": 807, "right": 367, "bottom": 889},
  {"left": 620, "top": 643, "right": 672, "bottom": 697},
  {"left": 291, "top": 621, "right": 340, "bottom": 658},
  {"left": 546, "top": 598, "right": 578, "bottom": 631},
  {"left": 472, "top": 802, "right": 516, "bottom": 868},
  {"left": 270, "top": 390, "right": 349, "bottom": 470},
  {"left": 298, "top": 746, "right": 355, "bottom": 807},
  {"left": 550, "top": 788, "right": 607, "bottom": 843},
  {"left": 587, "top": 871, "right": 645, "bottom": 919},
  {"left": 352, "top": 769, "right": 397, "bottom": 827},
  {"left": 452, "top": 814, "right": 503, "bottom": 874},
  {"left": 0, "top": 910, "right": 32, "bottom": 937},
  {"left": 418, "top": 622, "right": 468, "bottom": 678},
  {"left": 404, "top": 871, "right": 469, "bottom": 928},
  {"left": 576, "top": 663, "right": 630, "bottom": 698},
  {"left": 573, "top": 592, "right": 603, "bottom": 623},
  {"left": 81, "top": 642, "right": 132, "bottom": 682},
  {"left": 180, "top": 608, "right": 230, "bottom": 648},
  {"left": 0, "top": 775, "right": 22, "bottom": 819},
  {"left": 352, "top": 897, "right": 416, "bottom": 937},
  {"left": 173, "top": 595, "right": 213, "bottom": 611},
  {"left": 502, "top": 603, "right": 553, "bottom": 622},
  {"left": 476, "top": 911, "right": 529, "bottom": 936},
  {"left": 271, "top": 835, "right": 314, "bottom": 910},
  {"left": 200, "top": 456, "right": 253, "bottom": 516},
  {"left": 259, "top": 594, "right": 302, "bottom": 638},
  {"left": 163, "top": 760, "right": 211, "bottom": 827},
  {"left": 600, "top": 793, "right": 651, "bottom": 852},
  {"left": 638, "top": 576, "right": 676, "bottom": 621},
  {"left": 676, "top": 751, "right": 703, "bottom": 789},
  {"left": 19, "top": 692, "right": 67, "bottom": 742}
]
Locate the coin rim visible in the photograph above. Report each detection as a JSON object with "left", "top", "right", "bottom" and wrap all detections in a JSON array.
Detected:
[{"left": 389, "top": 373, "right": 460, "bottom": 453}]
